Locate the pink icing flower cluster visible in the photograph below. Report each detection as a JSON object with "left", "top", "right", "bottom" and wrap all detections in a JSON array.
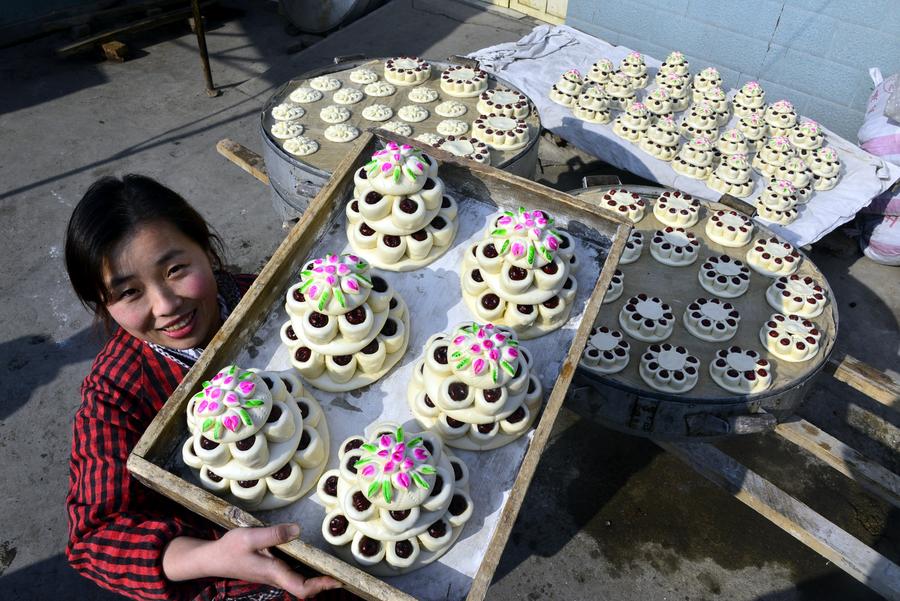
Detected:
[
  {"left": 299, "top": 253, "right": 372, "bottom": 311},
  {"left": 490, "top": 207, "right": 562, "bottom": 266},
  {"left": 366, "top": 141, "right": 427, "bottom": 184},
  {"left": 450, "top": 322, "right": 520, "bottom": 383},
  {"left": 354, "top": 427, "right": 436, "bottom": 503},
  {"left": 774, "top": 179, "right": 797, "bottom": 193},
  {"left": 798, "top": 120, "right": 821, "bottom": 136},
  {"left": 193, "top": 366, "right": 266, "bottom": 440},
  {"left": 772, "top": 100, "right": 795, "bottom": 112}
]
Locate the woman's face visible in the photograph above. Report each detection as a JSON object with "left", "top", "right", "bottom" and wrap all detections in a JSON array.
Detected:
[{"left": 103, "top": 220, "right": 220, "bottom": 349}]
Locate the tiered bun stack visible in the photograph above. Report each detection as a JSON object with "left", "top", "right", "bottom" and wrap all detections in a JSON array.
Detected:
[
  {"left": 182, "top": 366, "right": 329, "bottom": 510},
  {"left": 317, "top": 423, "right": 473, "bottom": 574},
  {"left": 347, "top": 142, "right": 459, "bottom": 269},
  {"left": 407, "top": 322, "right": 544, "bottom": 450},
  {"left": 280, "top": 253, "right": 410, "bottom": 392},
  {"left": 461, "top": 207, "right": 578, "bottom": 339}
]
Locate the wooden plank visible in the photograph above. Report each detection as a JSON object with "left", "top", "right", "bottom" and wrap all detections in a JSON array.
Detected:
[
  {"left": 216, "top": 139, "right": 270, "bottom": 185},
  {"left": 827, "top": 354, "right": 900, "bottom": 410},
  {"left": 774, "top": 418, "right": 900, "bottom": 509},
  {"left": 101, "top": 40, "right": 127, "bottom": 62},
  {"left": 56, "top": 1, "right": 213, "bottom": 57},
  {"left": 660, "top": 441, "right": 900, "bottom": 600}
]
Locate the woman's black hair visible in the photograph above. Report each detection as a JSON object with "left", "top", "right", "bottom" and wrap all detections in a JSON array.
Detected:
[{"left": 65, "top": 174, "right": 225, "bottom": 330}]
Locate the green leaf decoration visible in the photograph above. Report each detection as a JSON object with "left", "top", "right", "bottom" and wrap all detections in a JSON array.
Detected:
[
  {"left": 238, "top": 408, "right": 253, "bottom": 426},
  {"left": 244, "top": 399, "right": 264, "bottom": 407},
  {"left": 361, "top": 443, "right": 377, "bottom": 453},
  {"left": 201, "top": 381, "right": 212, "bottom": 388},
  {"left": 507, "top": 339, "right": 519, "bottom": 347},
  {"left": 299, "top": 278, "right": 314, "bottom": 293},
  {"left": 418, "top": 465, "right": 436, "bottom": 475},
  {"left": 490, "top": 228, "right": 507, "bottom": 237},
  {"left": 354, "top": 458, "right": 372, "bottom": 468},
  {"left": 456, "top": 357, "right": 472, "bottom": 370},
  {"left": 201, "top": 418, "right": 214, "bottom": 432},
  {"left": 317, "top": 288, "right": 330, "bottom": 311},
  {"left": 491, "top": 366, "right": 498, "bottom": 383},
  {"left": 503, "top": 210, "right": 514, "bottom": 217},
  {"left": 500, "top": 360, "right": 515, "bottom": 376},
  {"left": 382, "top": 480, "right": 392, "bottom": 504},
  {"left": 192, "top": 391, "right": 205, "bottom": 400},
  {"left": 461, "top": 324, "right": 473, "bottom": 333},
  {"left": 550, "top": 229, "right": 561, "bottom": 238},
  {"left": 395, "top": 426, "right": 404, "bottom": 443},
  {"left": 239, "top": 371, "right": 254, "bottom": 380},
  {"left": 367, "top": 481, "right": 380, "bottom": 499},
  {"left": 499, "top": 239, "right": 510, "bottom": 255},
  {"left": 300, "top": 269, "right": 313, "bottom": 278},
  {"left": 412, "top": 472, "right": 429, "bottom": 490},
  {"left": 517, "top": 207, "right": 526, "bottom": 214},
  {"left": 393, "top": 166, "right": 401, "bottom": 183},
  {"left": 405, "top": 166, "right": 417, "bottom": 181},
  {"left": 226, "top": 366, "right": 236, "bottom": 375},
  {"left": 527, "top": 245, "right": 535, "bottom": 265},
  {"left": 365, "top": 159, "right": 377, "bottom": 168},
  {"left": 214, "top": 421, "right": 224, "bottom": 440},
  {"left": 541, "top": 247, "right": 553, "bottom": 263},
  {"left": 451, "top": 350, "right": 462, "bottom": 360},
  {"left": 356, "top": 273, "right": 372, "bottom": 285},
  {"left": 334, "top": 288, "right": 346, "bottom": 308},
  {"left": 408, "top": 437, "right": 422, "bottom": 448}
]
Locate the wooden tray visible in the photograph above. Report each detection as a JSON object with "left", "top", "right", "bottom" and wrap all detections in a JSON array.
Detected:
[{"left": 127, "top": 131, "right": 631, "bottom": 601}]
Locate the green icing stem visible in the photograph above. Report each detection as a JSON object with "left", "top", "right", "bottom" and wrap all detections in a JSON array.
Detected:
[
  {"left": 226, "top": 366, "right": 236, "bottom": 375},
  {"left": 239, "top": 371, "right": 254, "bottom": 380},
  {"left": 491, "top": 366, "right": 498, "bottom": 384},
  {"left": 408, "top": 436, "right": 422, "bottom": 448},
  {"left": 499, "top": 239, "right": 510, "bottom": 255},
  {"left": 541, "top": 247, "right": 553, "bottom": 263},
  {"left": 418, "top": 465, "right": 436, "bottom": 475},
  {"left": 508, "top": 339, "right": 519, "bottom": 347},
  {"left": 354, "top": 457, "right": 373, "bottom": 467},
  {"left": 361, "top": 443, "right": 377, "bottom": 452},
  {"left": 450, "top": 350, "right": 462, "bottom": 360},
  {"left": 395, "top": 426, "right": 404, "bottom": 443},
  {"left": 500, "top": 360, "right": 515, "bottom": 376},
  {"left": 456, "top": 357, "right": 471, "bottom": 370},
  {"left": 405, "top": 166, "right": 417, "bottom": 180},
  {"left": 367, "top": 481, "right": 380, "bottom": 499},
  {"left": 491, "top": 228, "right": 507, "bottom": 237},
  {"left": 382, "top": 480, "right": 392, "bottom": 503},
  {"left": 334, "top": 288, "right": 346, "bottom": 308},
  {"left": 299, "top": 278, "right": 314, "bottom": 293},
  {"left": 392, "top": 166, "right": 401, "bottom": 183},
  {"left": 201, "top": 418, "right": 214, "bottom": 432},
  {"left": 238, "top": 408, "right": 252, "bottom": 426},
  {"left": 503, "top": 210, "right": 514, "bottom": 217},
  {"left": 412, "top": 472, "right": 429, "bottom": 490},
  {"left": 527, "top": 245, "right": 535, "bottom": 265},
  {"left": 245, "top": 399, "right": 264, "bottom": 407},
  {"left": 214, "top": 421, "right": 224, "bottom": 440}
]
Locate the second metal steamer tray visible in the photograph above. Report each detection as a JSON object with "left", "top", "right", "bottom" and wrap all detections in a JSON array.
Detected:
[
  {"left": 260, "top": 57, "right": 542, "bottom": 219},
  {"left": 571, "top": 182, "right": 838, "bottom": 440}
]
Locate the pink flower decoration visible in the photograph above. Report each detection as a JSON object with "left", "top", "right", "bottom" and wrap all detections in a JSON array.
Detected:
[
  {"left": 222, "top": 415, "right": 240, "bottom": 432},
  {"left": 223, "top": 376, "right": 234, "bottom": 386},
  {"left": 380, "top": 435, "right": 392, "bottom": 448},
  {"left": 381, "top": 163, "right": 392, "bottom": 172},
  {"left": 483, "top": 340, "right": 493, "bottom": 349},
  {"left": 402, "top": 459, "right": 414, "bottom": 471},
  {"left": 197, "top": 399, "right": 209, "bottom": 413},
  {"left": 393, "top": 472, "right": 411, "bottom": 489},
  {"left": 377, "top": 449, "right": 389, "bottom": 458},
  {"left": 208, "top": 401, "right": 219, "bottom": 412},
  {"left": 345, "top": 278, "right": 359, "bottom": 292},
  {"left": 507, "top": 348, "right": 519, "bottom": 358},
  {"left": 413, "top": 448, "right": 428, "bottom": 461},
  {"left": 383, "top": 460, "right": 396, "bottom": 473},
  {"left": 224, "top": 392, "right": 239, "bottom": 406},
  {"left": 453, "top": 335, "right": 466, "bottom": 345},
  {"left": 208, "top": 388, "right": 222, "bottom": 400},
  {"left": 237, "top": 381, "right": 255, "bottom": 395},
  {"left": 489, "top": 349, "right": 500, "bottom": 361},
  {"left": 547, "top": 236, "right": 559, "bottom": 251},
  {"left": 473, "top": 358, "right": 485, "bottom": 374},
  {"left": 470, "top": 344, "right": 481, "bottom": 353},
  {"left": 337, "top": 264, "right": 349, "bottom": 275},
  {"left": 511, "top": 242, "right": 525, "bottom": 256},
  {"left": 212, "top": 372, "right": 224, "bottom": 382},
  {"left": 361, "top": 464, "right": 376, "bottom": 478}
]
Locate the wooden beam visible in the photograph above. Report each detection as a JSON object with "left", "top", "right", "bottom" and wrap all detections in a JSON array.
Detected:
[
  {"left": 660, "top": 440, "right": 900, "bottom": 600},
  {"left": 56, "top": 1, "right": 214, "bottom": 57},
  {"left": 216, "top": 139, "right": 269, "bottom": 185},
  {"left": 827, "top": 354, "right": 900, "bottom": 410},
  {"left": 775, "top": 418, "right": 900, "bottom": 509}
]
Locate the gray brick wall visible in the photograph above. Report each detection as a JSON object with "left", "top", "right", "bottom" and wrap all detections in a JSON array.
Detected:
[{"left": 566, "top": 0, "right": 900, "bottom": 140}]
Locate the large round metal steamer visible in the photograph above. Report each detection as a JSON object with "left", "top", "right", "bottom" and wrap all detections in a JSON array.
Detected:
[
  {"left": 260, "top": 58, "right": 541, "bottom": 219},
  {"left": 572, "top": 184, "right": 838, "bottom": 440}
]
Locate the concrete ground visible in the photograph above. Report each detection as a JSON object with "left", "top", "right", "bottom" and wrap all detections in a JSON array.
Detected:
[{"left": 0, "top": 1, "right": 897, "bottom": 600}]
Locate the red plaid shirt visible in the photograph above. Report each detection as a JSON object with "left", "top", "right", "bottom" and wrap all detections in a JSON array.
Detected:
[{"left": 66, "top": 273, "right": 353, "bottom": 601}]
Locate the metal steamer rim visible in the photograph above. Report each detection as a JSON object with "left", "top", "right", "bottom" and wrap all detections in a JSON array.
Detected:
[
  {"left": 571, "top": 183, "right": 838, "bottom": 404},
  {"left": 260, "top": 56, "right": 542, "bottom": 174}
]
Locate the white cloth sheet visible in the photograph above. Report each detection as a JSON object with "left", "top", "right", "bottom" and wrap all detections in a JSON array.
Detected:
[{"left": 468, "top": 25, "right": 900, "bottom": 247}]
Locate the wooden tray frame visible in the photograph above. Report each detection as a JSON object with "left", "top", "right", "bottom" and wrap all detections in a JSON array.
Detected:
[{"left": 128, "top": 130, "right": 631, "bottom": 601}]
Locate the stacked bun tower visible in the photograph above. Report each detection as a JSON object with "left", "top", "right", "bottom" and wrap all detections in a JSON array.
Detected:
[
  {"left": 346, "top": 141, "right": 459, "bottom": 271},
  {"left": 182, "top": 366, "right": 329, "bottom": 510}
]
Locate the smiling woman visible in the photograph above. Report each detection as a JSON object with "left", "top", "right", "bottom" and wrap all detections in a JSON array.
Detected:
[{"left": 63, "top": 175, "right": 348, "bottom": 601}]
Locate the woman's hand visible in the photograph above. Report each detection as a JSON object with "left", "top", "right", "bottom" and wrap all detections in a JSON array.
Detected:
[{"left": 163, "top": 523, "right": 342, "bottom": 598}]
